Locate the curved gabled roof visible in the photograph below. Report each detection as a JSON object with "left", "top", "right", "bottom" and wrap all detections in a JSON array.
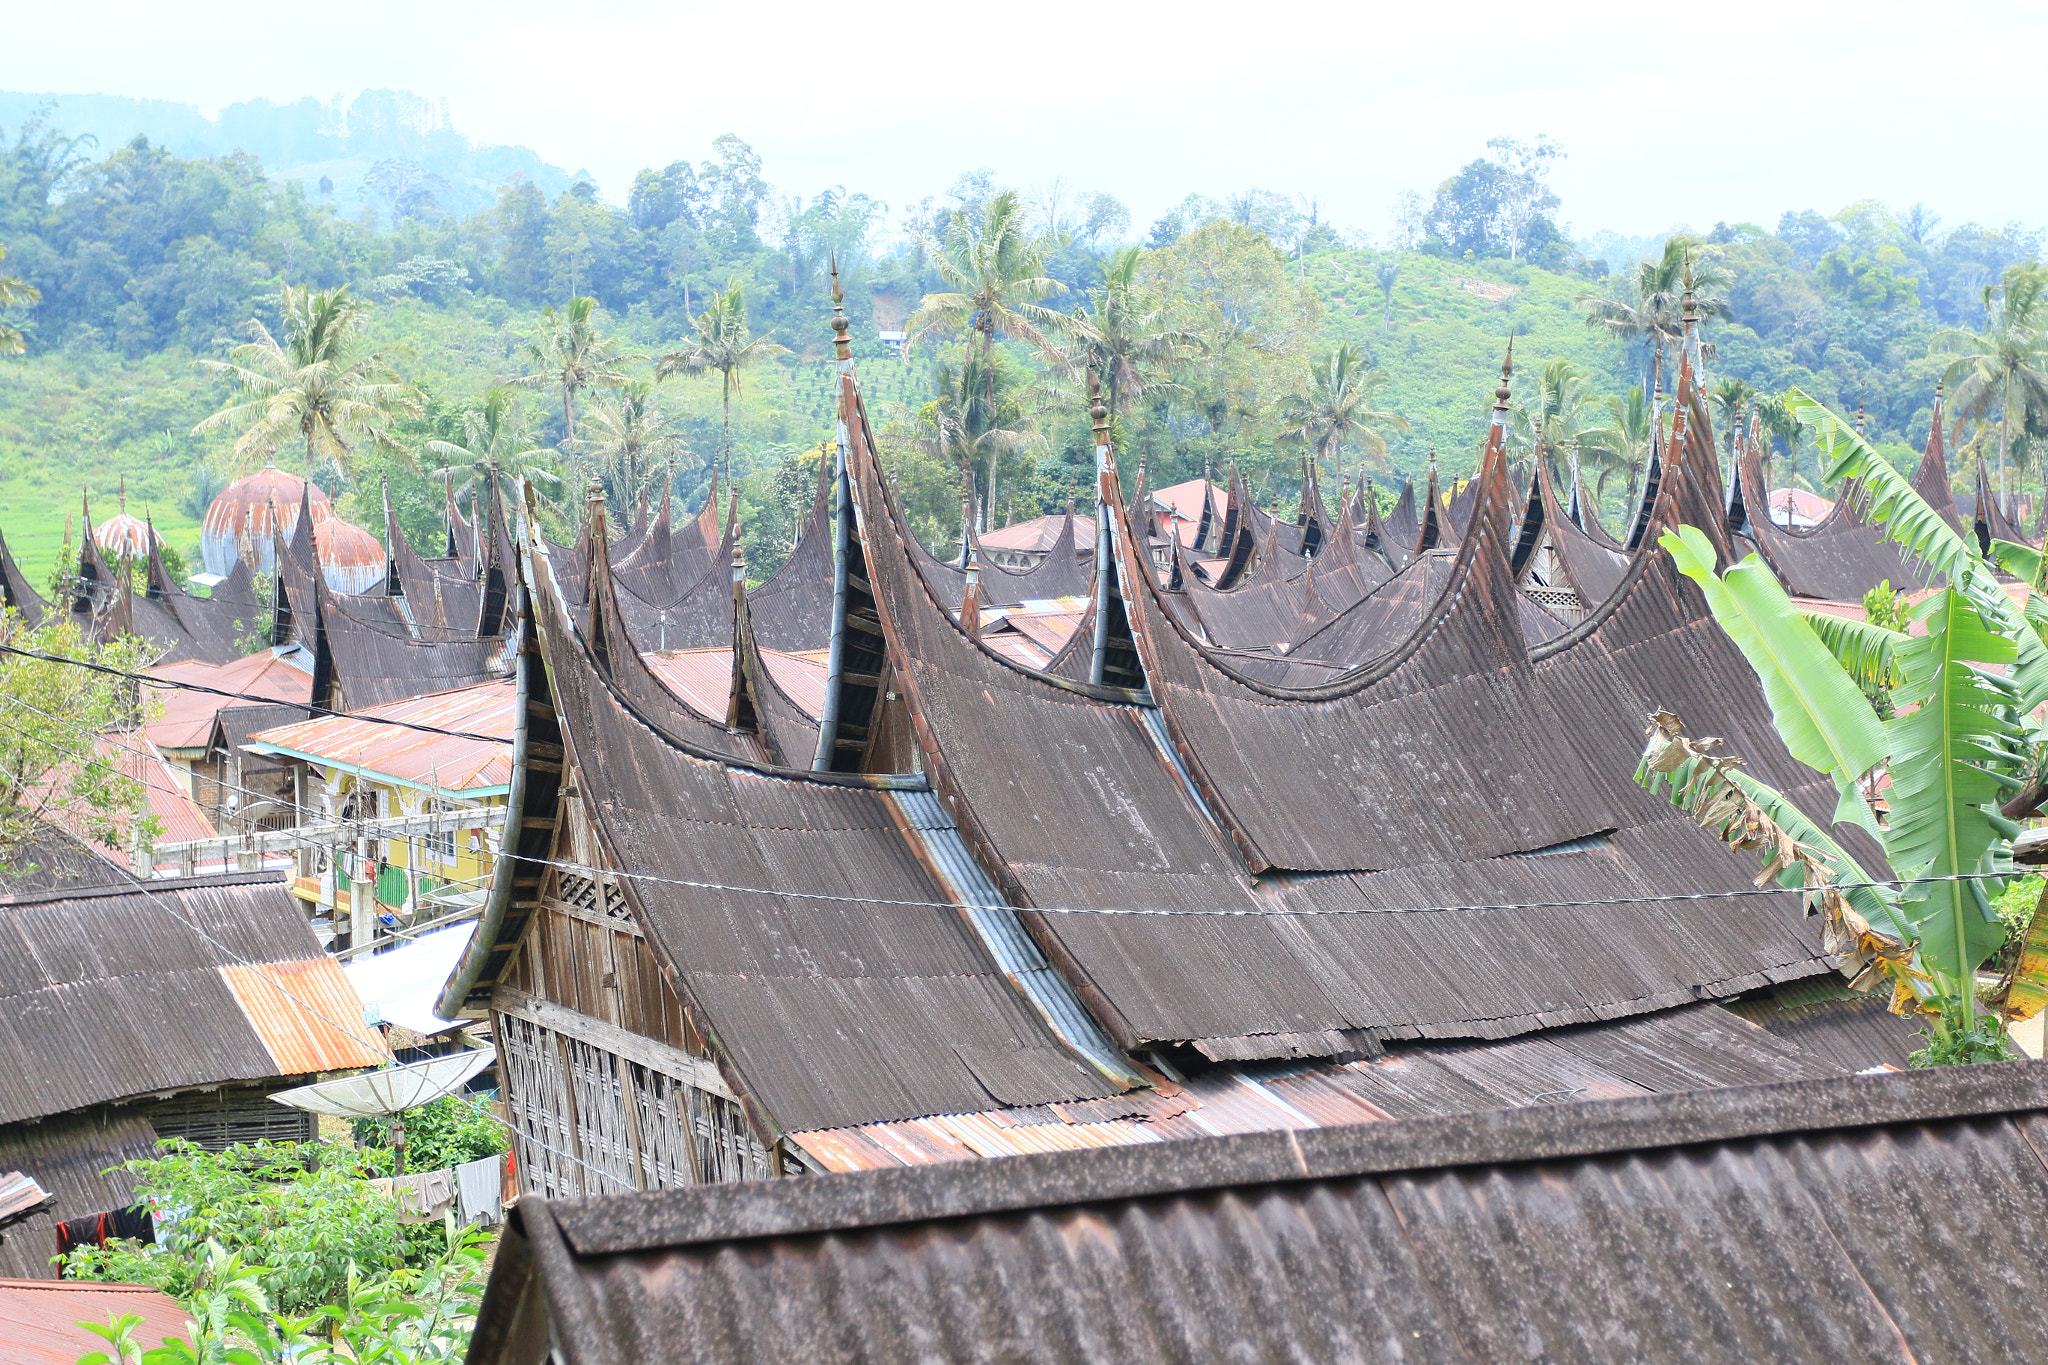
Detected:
[
  {"left": 842, "top": 358, "right": 1834, "bottom": 1058},
  {"left": 1738, "top": 418, "right": 1932, "bottom": 600},
  {"left": 525, "top": 500, "right": 1124, "bottom": 1133},
  {"left": 748, "top": 459, "right": 837, "bottom": 652}
]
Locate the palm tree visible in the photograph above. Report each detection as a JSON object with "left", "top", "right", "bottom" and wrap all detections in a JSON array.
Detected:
[
  {"left": 1577, "top": 240, "right": 1729, "bottom": 407},
  {"left": 515, "top": 296, "right": 634, "bottom": 453},
  {"left": 1277, "top": 344, "right": 1407, "bottom": 482},
  {"left": 1373, "top": 259, "right": 1400, "bottom": 334},
  {"left": 1755, "top": 393, "right": 1806, "bottom": 508},
  {"left": 0, "top": 244, "right": 38, "bottom": 355},
  {"left": 1932, "top": 263, "right": 2048, "bottom": 512},
  {"left": 1508, "top": 358, "right": 1599, "bottom": 463},
  {"left": 426, "top": 387, "right": 565, "bottom": 510},
  {"left": 1709, "top": 377, "right": 1756, "bottom": 459},
  {"left": 193, "top": 285, "right": 420, "bottom": 482},
  {"left": 1063, "top": 245, "right": 1193, "bottom": 420},
  {"left": 655, "top": 279, "right": 784, "bottom": 475},
  {"left": 894, "top": 353, "right": 1038, "bottom": 540},
  {"left": 906, "top": 188, "right": 1070, "bottom": 435},
  {"left": 577, "top": 380, "right": 684, "bottom": 510},
  {"left": 1577, "top": 385, "right": 1654, "bottom": 522}
]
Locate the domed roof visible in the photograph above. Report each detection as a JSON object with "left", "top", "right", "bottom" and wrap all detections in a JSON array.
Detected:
[
  {"left": 92, "top": 511, "right": 163, "bottom": 559},
  {"left": 199, "top": 463, "right": 333, "bottom": 577},
  {"left": 313, "top": 516, "right": 388, "bottom": 595}
]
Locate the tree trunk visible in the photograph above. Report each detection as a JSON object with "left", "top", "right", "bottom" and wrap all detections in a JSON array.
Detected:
[{"left": 564, "top": 384, "right": 579, "bottom": 452}]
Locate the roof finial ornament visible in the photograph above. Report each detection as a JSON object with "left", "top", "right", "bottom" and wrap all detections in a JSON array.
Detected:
[
  {"left": 1494, "top": 336, "right": 1514, "bottom": 413},
  {"left": 1682, "top": 253, "right": 1698, "bottom": 325},
  {"left": 829, "top": 250, "right": 851, "bottom": 365}
]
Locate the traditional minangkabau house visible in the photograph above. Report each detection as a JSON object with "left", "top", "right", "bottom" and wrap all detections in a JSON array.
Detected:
[
  {"left": 432, "top": 278, "right": 1931, "bottom": 1198},
  {"left": 0, "top": 852, "right": 382, "bottom": 1277}
]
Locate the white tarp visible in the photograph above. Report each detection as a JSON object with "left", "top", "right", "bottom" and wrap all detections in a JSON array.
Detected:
[
  {"left": 343, "top": 921, "right": 477, "bottom": 1037},
  {"left": 269, "top": 1049, "right": 494, "bottom": 1117}
]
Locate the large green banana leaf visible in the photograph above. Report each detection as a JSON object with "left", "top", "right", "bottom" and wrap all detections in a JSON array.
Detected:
[
  {"left": 1662, "top": 524, "right": 1885, "bottom": 836},
  {"left": 1886, "top": 590, "right": 2023, "bottom": 982},
  {"left": 1799, "top": 611, "right": 1902, "bottom": 691},
  {"left": 1792, "top": 390, "right": 2048, "bottom": 710}
]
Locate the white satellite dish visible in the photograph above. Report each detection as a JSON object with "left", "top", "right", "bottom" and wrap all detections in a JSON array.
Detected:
[{"left": 269, "top": 1049, "right": 493, "bottom": 1118}]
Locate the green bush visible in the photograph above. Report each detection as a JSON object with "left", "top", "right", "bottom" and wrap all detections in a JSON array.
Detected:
[
  {"left": 57, "top": 1139, "right": 446, "bottom": 1313},
  {"left": 349, "top": 1094, "right": 507, "bottom": 1174}
]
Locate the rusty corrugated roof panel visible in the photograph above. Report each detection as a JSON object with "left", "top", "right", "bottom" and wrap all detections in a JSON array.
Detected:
[
  {"left": 246, "top": 678, "right": 513, "bottom": 794},
  {"left": 143, "top": 650, "right": 313, "bottom": 754},
  {"left": 0, "top": 1278, "right": 192, "bottom": 1359},
  {"left": 477, "top": 1064, "right": 2048, "bottom": 1365},
  {"left": 0, "top": 874, "right": 375, "bottom": 1126},
  {"left": 221, "top": 958, "right": 387, "bottom": 1074},
  {"left": 788, "top": 1003, "right": 1854, "bottom": 1169}
]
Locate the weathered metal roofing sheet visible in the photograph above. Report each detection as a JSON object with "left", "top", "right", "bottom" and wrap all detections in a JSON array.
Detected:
[
  {"left": 221, "top": 957, "right": 387, "bottom": 1075},
  {"left": 143, "top": 650, "right": 312, "bottom": 754},
  {"left": 0, "top": 874, "right": 382, "bottom": 1125},
  {"left": 245, "top": 678, "right": 514, "bottom": 794},
  {"left": 0, "top": 1277, "right": 192, "bottom": 1357},
  {"left": 475, "top": 1064, "right": 2048, "bottom": 1365}
]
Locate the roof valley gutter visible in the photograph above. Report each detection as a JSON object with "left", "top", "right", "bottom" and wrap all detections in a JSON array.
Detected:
[
  {"left": 889, "top": 789, "right": 1147, "bottom": 1089},
  {"left": 435, "top": 575, "right": 531, "bottom": 1021}
]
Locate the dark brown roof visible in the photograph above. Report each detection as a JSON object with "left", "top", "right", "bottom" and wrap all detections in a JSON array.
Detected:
[
  {"left": 471, "top": 1062, "right": 2048, "bottom": 1365},
  {"left": 0, "top": 871, "right": 382, "bottom": 1126},
  {"left": 746, "top": 461, "right": 837, "bottom": 652},
  {"left": 0, "top": 528, "right": 48, "bottom": 627},
  {"left": 1737, "top": 413, "right": 1933, "bottom": 600},
  {"left": 534, "top": 550, "right": 1123, "bottom": 1133},
  {"left": 0, "top": 1109, "right": 156, "bottom": 1279}
]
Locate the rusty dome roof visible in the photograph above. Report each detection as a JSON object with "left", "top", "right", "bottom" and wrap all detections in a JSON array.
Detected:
[{"left": 312, "top": 515, "right": 388, "bottom": 594}]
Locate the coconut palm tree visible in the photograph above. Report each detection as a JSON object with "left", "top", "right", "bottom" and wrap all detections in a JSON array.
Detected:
[
  {"left": 1577, "top": 240, "right": 1729, "bottom": 406},
  {"left": 906, "top": 188, "right": 1070, "bottom": 435},
  {"left": 426, "top": 387, "right": 565, "bottom": 510},
  {"left": 577, "top": 380, "right": 684, "bottom": 511},
  {"left": 1932, "top": 263, "right": 2048, "bottom": 513},
  {"left": 1063, "top": 245, "right": 1193, "bottom": 420},
  {"left": 1710, "top": 377, "right": 1756, "bottom": 459},
  {"left": 1277, "top": 344, "right": 1407, "bottom": 482},
  {"left": 0, "top": 244, "right": 38, "bottom": 355},
  {"left": 655, "top": 279, "right": 785, "bottom": 476},
  {"left": 1755, "top": 392, "right": 1807, "bottom": 508},
  {"left": 1508, "top": 358, "right": 1600, "bottom": 465},
  {"left": 193, "top": 285, "right": 420, "bottom": 483},
  {"left": 894, "top": 353, "right": 1039, "bottom": 541},
  {"left": 1577, "top": 384, "right": 1654, "bottom": 521},
  {"left": 1373, "top": 259, "right": 1400, "bottom": 334},
  {"left": 515, "top": 296, "right": 635, "bottom": 453}
]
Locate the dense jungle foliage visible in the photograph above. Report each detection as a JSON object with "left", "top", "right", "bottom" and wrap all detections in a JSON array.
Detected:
[{"left": 0, "top": 95, "right": 2040, "bottom": 584}]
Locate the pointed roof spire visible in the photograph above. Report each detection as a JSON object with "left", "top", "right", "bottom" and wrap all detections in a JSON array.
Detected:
[
  {"left": 829, "top": 251, "right": 852, "bottom": 367},
  {"left": 1492, "top": 336, "right": 1514, "bottom": 424}
]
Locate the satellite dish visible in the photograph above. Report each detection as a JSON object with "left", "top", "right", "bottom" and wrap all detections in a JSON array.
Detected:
[{"left": 269, "top": 1049, "right": 492, "bottom": 1118}]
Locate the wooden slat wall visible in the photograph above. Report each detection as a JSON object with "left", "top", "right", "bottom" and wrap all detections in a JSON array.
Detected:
[
  {"left": 522, "top": 878, "right": 698, "bottom": 1056},
  {"left": 494, "top": 1009, "right": 772, "bottom": 1197}
]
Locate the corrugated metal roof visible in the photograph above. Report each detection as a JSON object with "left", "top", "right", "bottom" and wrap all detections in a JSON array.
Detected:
[
  {"left": 788, "top": 1003, "right": 1851, "bottom": 1169},
  {"left": 0, "top": 874, "right": 379, "bottom": 1125},
  {"left": 536, "top": 585, "right": 1126, "bottom": 1133},
  {"left": 221, "top": 958, "right": 387, "bottom": 1074},
  {"left": 143, "top": 650, "right": 312, "bottom": 754},
  {"left": 476, "top": 1064, "right": 2048, "bottom": 1365},
  {"left": 0, "top": 1278, "right": 191, "bottom": 1359},
  {"left": 245, "top": 678, "right": 513, "bottom": 795},
  {"left": 642, "top": 647, "right": 827, "bottom": 723}
]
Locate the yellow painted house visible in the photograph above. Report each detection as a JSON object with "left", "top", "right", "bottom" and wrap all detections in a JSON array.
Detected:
[{"left": 244, "top": 680, "right": 514, "bottom": 936}]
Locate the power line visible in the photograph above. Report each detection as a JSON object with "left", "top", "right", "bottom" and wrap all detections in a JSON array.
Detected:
[
  {"left": 0, "top": 643, "right": 510, "bottom": 744},
  {"left": 7, "top": 679, "right": 2034, "bottom": 924}
]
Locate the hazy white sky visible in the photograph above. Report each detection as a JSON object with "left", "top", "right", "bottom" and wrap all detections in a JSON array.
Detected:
[{"left": 4, "top": 0, "right": 2042, "bottom": 242}]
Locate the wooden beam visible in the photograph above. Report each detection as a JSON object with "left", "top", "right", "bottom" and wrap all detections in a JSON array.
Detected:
[{"left": 493, "top": 986, "right": 737, "bottom": 1103}]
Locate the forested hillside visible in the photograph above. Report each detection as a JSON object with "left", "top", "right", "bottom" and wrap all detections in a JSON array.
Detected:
[{"left": 0, "top": 97, "right": 2040, "bottom": 585}]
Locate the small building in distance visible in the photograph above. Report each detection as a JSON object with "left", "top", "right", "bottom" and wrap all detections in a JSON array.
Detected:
[{"left": 244, "top": 679, "right": 512, "bottom": 944}]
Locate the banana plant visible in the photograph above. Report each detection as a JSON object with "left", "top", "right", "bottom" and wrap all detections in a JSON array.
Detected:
[{"left": 1650, "top": 505, "right": 2037, "bottom": 1050}]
